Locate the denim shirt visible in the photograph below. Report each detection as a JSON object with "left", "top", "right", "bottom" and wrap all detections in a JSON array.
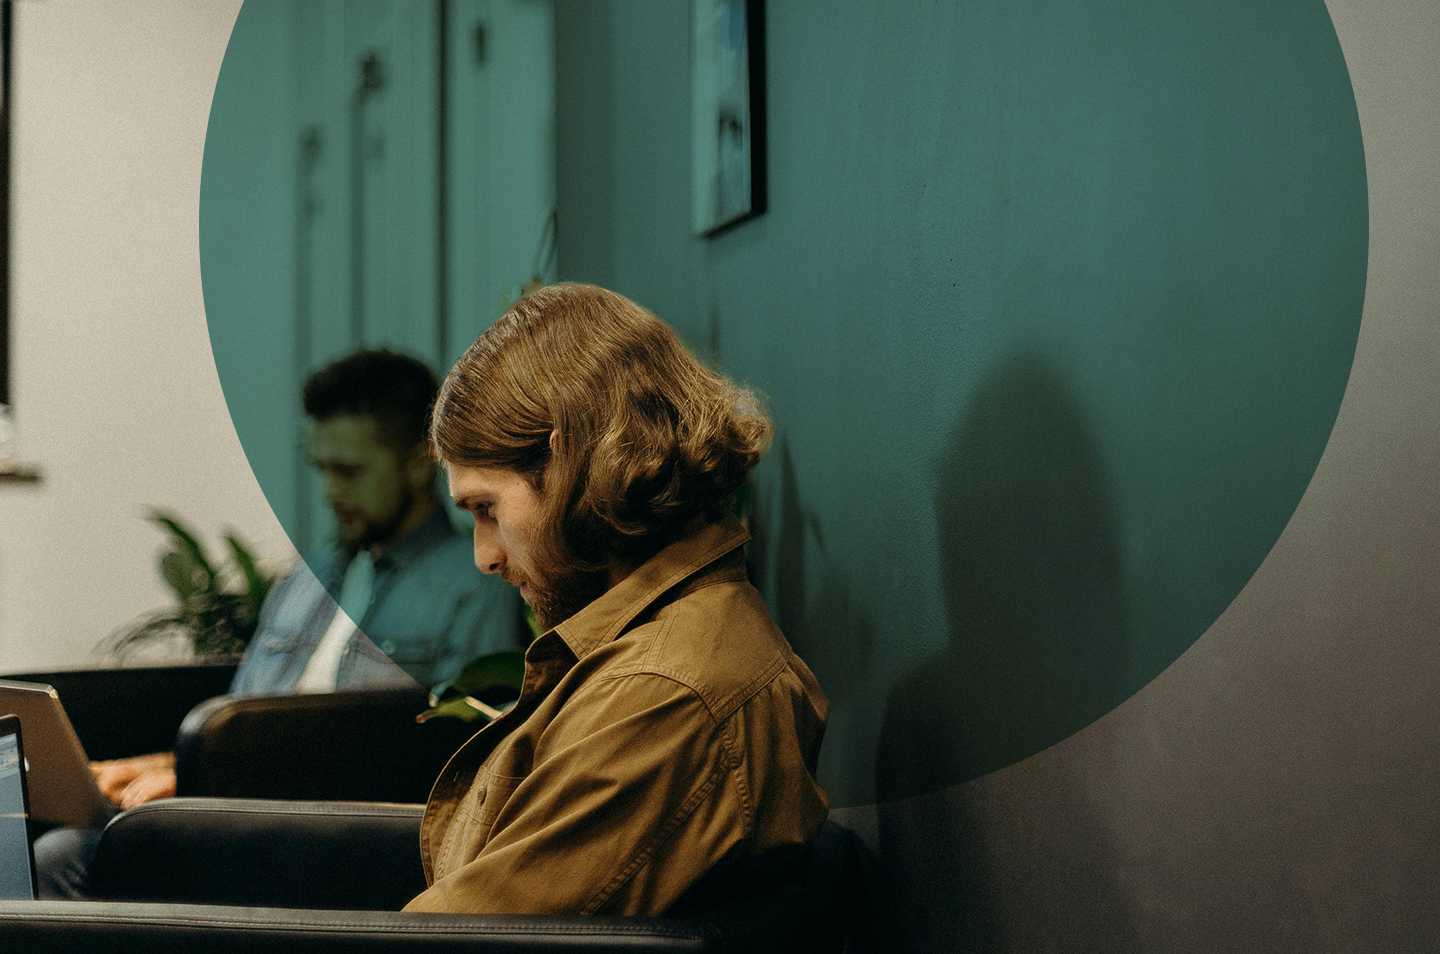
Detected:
[{"left": 230, "top": 507, "right": 522, "bottom": 695}]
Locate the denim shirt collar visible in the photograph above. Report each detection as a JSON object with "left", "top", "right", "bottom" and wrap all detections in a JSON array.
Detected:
[{"left": 369, "top": 504, "right": 458, "bottom": 573}]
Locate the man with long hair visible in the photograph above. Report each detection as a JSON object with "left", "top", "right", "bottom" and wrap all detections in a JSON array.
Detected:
[
  {"left": 404, "top": 283, "right": 829, "bottom": 916},
  {"left": 36, "top": 349, "right": 522, "bottom": 899}
]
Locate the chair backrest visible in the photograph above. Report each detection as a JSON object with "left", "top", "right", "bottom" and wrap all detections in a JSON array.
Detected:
[
  {"left": 174, "top": 689, "right": 475, "bottom": 802},
  {"left": 0, "top": 664, "right": 237, "bottom": 760},
  {"left": 667, "top": 820, "right": 861, "bottom": 953},
  {"left": 89, "top": 798, "right": 426, "bottom": 910}
]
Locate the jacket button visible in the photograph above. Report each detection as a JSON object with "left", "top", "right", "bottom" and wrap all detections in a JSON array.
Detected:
[{"left": 381, "top": 640, "right": 396, "bottom": 654}]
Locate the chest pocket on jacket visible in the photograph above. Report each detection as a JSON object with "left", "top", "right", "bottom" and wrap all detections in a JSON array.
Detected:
[
  {"left": 438, "top": 768, "right": 526, "bottom": 877},
  {"left": 475, "top": 770, "right": 525, "bottom": 832}
]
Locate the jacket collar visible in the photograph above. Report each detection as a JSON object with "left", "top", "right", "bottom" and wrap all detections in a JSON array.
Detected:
[{"left": 551, "top": 517, "right": 750, "bottom": 661}]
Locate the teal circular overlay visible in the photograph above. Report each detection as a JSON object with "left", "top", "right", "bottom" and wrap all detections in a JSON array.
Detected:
[{"left": 202, "top": 2, "right": 1367, "bottom": 807}]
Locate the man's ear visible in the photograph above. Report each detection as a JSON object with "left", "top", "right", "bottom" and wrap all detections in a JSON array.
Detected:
[
  {"left": 404, "top": 442, "right": 436, "bottom": 491},
  {"left": 548, "top": 428, "right": 560, "bottom": 456}
]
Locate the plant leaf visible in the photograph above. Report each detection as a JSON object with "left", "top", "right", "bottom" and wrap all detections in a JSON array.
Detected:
[
  {"left": 428, "top": 650, "right": 525, "bottom": 705},
  {"left": 416, "top": 696, "right": 487, "bottom": 724},
  {"left": 416, "top": 695, "right": 516, "bottom": 725},
  {"left": 224, "top": 532, "right": 268, "bottom": 597},
  {"left": 147, "top": 509, "right": 217, "bottom": 588},
  {"left": 159, "top": 551, "right": 201, "bottom": 599},
  {"left": 94, "top": 509, "right": 274, "bottom": 663},
  {"left": 97, "top": 611, "right": 188, "bottom": 661}
]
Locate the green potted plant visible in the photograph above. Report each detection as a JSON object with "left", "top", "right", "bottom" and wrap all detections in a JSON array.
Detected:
[{"left": 97, "top": 509, "right": 275, "bottom": 662}]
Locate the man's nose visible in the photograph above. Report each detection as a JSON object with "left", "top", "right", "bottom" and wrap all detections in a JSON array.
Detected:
[{"left": 472, "top": 531, "right": 504, "bottom": 575}]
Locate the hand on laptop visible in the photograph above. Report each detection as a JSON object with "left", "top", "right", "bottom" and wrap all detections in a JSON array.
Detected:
[
  {"left": 91, "top": 751, "right": 177, "bottom": 806},
  {"left": 114, "top": 766, "right": 177, "bottom": 809}
]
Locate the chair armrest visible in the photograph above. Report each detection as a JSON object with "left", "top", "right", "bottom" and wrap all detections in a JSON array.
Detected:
[
  {"left": 0, "top": 663, "right": 236, "bottom": 759},
  {"left": 0, "top": 902, "right": 720, "bottom": 953},
  {"left": 174, "top": 688, "right": 475, "bottom": 802},
  {"left": 88, "top": 798, "right": 425, "bottom": 910}
]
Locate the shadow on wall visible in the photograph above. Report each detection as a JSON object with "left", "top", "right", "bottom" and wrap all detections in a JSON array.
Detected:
[
  {"left": 867, "top": 353, "right": 1137, "bottom": 950},
  {"left": 747, "top": 438, "right": 878, "bottom": 713}
]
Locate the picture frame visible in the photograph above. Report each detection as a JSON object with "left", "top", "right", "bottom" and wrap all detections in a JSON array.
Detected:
[{"left": 691, "top": 0, "right": 765, "bottom": 237}]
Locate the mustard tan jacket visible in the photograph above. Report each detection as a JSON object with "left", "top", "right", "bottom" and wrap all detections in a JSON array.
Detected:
[{"left": 404, "top": 518, "right": 831, "bottom": 916}]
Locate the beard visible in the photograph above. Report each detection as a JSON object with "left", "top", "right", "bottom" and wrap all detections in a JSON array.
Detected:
[
  {"left": 335, "top": 486, "right": 416, "bottom": 552},
  {"left": 514, "top": 565, "right": 611, "bottom": 632}
]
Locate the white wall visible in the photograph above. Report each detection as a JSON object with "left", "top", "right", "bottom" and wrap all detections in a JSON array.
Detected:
[{"left": 0, "top": 1, "right": 295, "bottom": 671}]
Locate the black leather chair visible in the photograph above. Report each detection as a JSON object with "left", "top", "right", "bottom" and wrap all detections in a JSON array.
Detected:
[
  {"left": 1, "top": 664, "right": 473, "bottom": 802},
  {"left": 2, "top": 664, "right": 238, "bottom": 760},
  {"left": 0, "top": 798, "right": 859, "bottom": 953},
  {"left": 0, "top": 905, "right": 720, "bottom": 953},
  {"left": 174, "top": 689, "right": 475, "bottom": 802},
  {"left": 87, "top": 798, "right": 426, "bottom": 910}
]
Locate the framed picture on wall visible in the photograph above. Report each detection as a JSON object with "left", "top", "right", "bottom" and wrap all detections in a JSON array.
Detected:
[{"left": 691, "top": 0, "right": 765, "bottom": 236}]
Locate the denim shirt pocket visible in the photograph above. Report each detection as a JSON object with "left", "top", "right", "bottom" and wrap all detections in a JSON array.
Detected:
[
  {"left": 371, "top": 633, "right": 439, "bottom": 667},
  {"left": 337, "top": 633, "right": 418, "bottom": 689},
  {"left": 354, "top": 629, "right": 445, "bottom": 686},
  {"left": 232, "top": 630, "right": 306, "bottom": 695}
]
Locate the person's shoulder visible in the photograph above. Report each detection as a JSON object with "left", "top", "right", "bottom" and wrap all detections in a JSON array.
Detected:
[{"left": 618, "top": 576, "right": 791, "bottom": 723}]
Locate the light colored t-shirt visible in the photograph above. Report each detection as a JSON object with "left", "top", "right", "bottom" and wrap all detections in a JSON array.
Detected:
[{"left": 293, "top": 551, "right": 375, "bottom": 693}]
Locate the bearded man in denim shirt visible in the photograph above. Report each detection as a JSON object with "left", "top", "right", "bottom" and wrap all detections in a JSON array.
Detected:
[
  {"left": 230, "top": 349, "right": 522, "bottom": 698},
  {"left": 35, "top": 349, "right": 522, "bottom": 898}
]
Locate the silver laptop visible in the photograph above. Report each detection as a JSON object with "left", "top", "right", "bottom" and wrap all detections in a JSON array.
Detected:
[
  {"left": 0, "top": 713, "right": 38, "bottom": 899},
  {"left": 0, "top": 681, "right": 118, "bottom": 829}
]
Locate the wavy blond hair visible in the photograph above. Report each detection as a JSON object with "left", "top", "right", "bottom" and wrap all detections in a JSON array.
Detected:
[{"left": 431, "top": 283, "right": 771, "bottom": 570}]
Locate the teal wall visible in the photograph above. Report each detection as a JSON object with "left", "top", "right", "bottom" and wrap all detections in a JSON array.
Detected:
[
  {"left": 194, "top": 2, "right": 1440, "bottom": 948},
  {"left": 554, "top": 0, "right": 1365, "bottom": 812}
]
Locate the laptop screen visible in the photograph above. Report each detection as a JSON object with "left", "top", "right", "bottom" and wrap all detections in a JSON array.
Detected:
[{"left": 0, "top": 716, "right": 36, "bottom": 899}]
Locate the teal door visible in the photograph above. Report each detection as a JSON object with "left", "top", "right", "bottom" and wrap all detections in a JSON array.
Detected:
[{"left": 202, "top": 0, "right": 556, "bottom": 558}]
